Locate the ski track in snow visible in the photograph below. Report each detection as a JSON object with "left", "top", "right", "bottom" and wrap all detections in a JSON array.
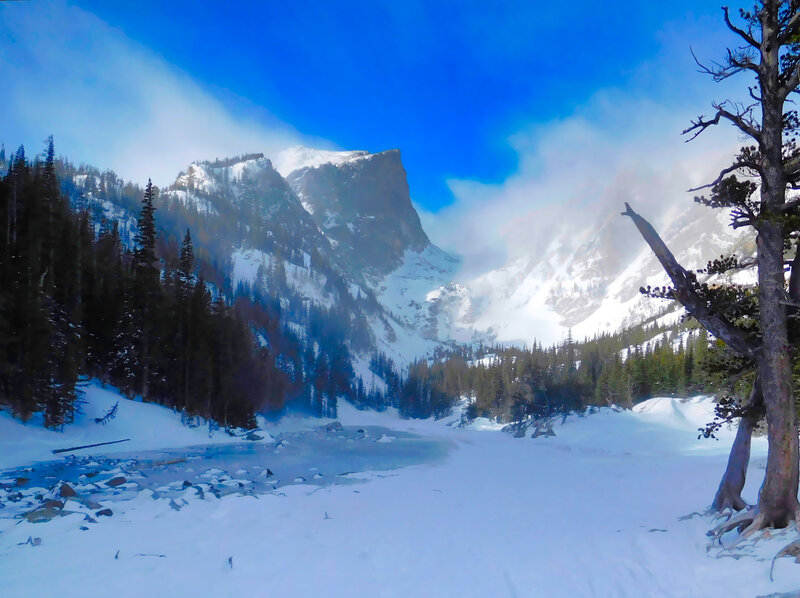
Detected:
[{"left": 0, "top": 385, "right": 798, "bottom": 598}]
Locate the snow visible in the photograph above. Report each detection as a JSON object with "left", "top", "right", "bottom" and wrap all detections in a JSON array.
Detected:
[
  {"left": 3, "top": 388, "right": 799, "bottom": 597},
  {"left": 431, "top": 204, "right": 753, "bottom": 348},
  {"left": 372, "top": 244, "right": 461, "bottom": 333},
  {"left": 164, "top": 188, "right": 219, "bottom": 215},
  {"left": 231, "top": 248, "right": 268, "bottom": 289},
  {"left": 271, "top": 146, "right": 371, "bottom": 177},
  {"left": 0, "top": 383, "right": 261, "bottom": 471}
]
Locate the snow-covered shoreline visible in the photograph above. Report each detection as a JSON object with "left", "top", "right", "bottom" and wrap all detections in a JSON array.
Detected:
[{"left": 3, "top": 386, "right": 799, "bottom": 597}]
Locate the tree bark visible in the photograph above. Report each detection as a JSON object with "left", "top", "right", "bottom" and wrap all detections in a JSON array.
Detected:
[
  {"left": 712, "top": 377, "right": 764, "bottom": 512},
  {"left": 755, "top": 222, "right": 799, "bottom": 526},
  {"left": 752, "top": 5, "right": 800, "bottom": 527}
]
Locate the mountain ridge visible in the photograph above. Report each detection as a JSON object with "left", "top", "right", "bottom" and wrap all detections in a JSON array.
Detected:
[{"left": 56, "top": 145, "right": 749, "bottom": 367}]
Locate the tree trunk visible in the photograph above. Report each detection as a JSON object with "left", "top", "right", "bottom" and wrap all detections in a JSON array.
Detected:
[
  {"left": 712, "top": 377, "right": 764, "bottom": 512},
  {"left": 753, "top": 9, "right": 800, "bottom": 526},
  {"left": 755, "top": 223, "right": 799, "bottom": 525}
]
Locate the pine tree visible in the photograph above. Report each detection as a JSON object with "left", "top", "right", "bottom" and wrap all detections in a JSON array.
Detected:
[
  {"left": 177, "top": 228, "right": 194, "bottom": 409},
  {"left": 133, "top": 179, "right": 159, "bottom": 398}
]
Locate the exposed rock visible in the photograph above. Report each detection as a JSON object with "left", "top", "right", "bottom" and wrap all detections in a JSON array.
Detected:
[
  {"left": 106, "top": 476, "right": 126, "bottom": 487},
  {"left": 287, "top": 150, "right": 429, "bottom": 274},
  {"left": 324, "top": 421, "right": 343, "bottom": 432},
  {"left": 501, "top": 421, "right": 529, "bottom": 438},
  {"left": 25, "top": 507, "right": 76, "bottom": 523},
  {"left": 95, "top": 508, "right": 113, "bottom": 517},
  {"left": 42, "top": 499, "right": 64, "bottom": 510},
  {"left": 286, "top": 149, "right": 429, "bottom": 276},
  {"left": 58, "top": 483, "right": 77, "bottom": 498}
]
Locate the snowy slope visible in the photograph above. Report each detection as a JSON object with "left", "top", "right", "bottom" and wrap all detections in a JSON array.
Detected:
[
  {"left": 3, "top": 393, "right": 799, "bottom": 597},
  {"left": 369, "top": 244, "right": 461, "bottom": 338},
  {"left": 0, "top": 382, "right": 270, "bottom": 470},
  {"left": 431, "top": 202, "right": 753, "bottom": 346}
]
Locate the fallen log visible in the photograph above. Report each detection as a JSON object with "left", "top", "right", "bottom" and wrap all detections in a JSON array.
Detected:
[{"left": 51, "top": 439, "right": 131, "bottom": 455}]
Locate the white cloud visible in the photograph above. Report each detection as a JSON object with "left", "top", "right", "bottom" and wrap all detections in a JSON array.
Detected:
[
  {"left": 0, "top": 2, "right": 314, "bottom": 186},
  {"left": 422, "top": 21, "right": 749, "bottom": 280}
]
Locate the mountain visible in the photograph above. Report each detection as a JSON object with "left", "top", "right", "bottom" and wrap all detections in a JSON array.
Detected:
[
  {"left": 428, "top": 201, "right": 753, "bottom": 346},
  {"left": 59, "top": 144, "right": 749, "bottom": 384},
  {"left": 58, "top": 148, "right": 465, "bottom": 392},
  {"left": 284, "top": 149, "right": 429, "bottom": 276}
]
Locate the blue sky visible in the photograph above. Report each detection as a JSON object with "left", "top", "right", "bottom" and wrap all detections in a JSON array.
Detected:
[
  {"left": 71, "top": 0, "right": 713, "bottom": 209},
  {"left": 0, "top": 1, "right": 744, "bottom": 266}
]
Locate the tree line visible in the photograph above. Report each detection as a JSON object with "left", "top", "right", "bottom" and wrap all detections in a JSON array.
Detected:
[
  {"left": 0, "top": 139, "right": 284, "bottom": 429},
  {"left": 368, "top": 321, "right": 718, "bottom": 421}
]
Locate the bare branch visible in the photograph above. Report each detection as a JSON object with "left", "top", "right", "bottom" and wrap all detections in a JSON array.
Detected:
[
  {"left": 731, "top": 217, "right": 756, "bottom": 229},
  {"left": 730, "top": 204, "right": 757, "bottom": 228},
  {"left": 687, "top": 161, "right": 763, "bottom": 192},
  {"left": 622, "top": 202, "right": 757, "bottom": 359},
  {"left": 722, "top": 6, "right": 760, "bottom": 48},
  {"left": 683, "top": 103, "right": 762, "bottom": 143},
  {"left": 690, "top": 46, "right": 755, "bottom": 82},
  {"left": 726, "top": 47, "right": 760, "bottom": 74}
]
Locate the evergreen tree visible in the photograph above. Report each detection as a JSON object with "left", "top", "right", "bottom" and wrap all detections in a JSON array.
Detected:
[{"left": 133, "top": 179, "right": 159, "bottom": 398}]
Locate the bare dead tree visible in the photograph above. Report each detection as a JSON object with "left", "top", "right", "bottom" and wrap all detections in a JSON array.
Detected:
[{"left": 623, "top": 0, "right": 800, "bottom": 534}]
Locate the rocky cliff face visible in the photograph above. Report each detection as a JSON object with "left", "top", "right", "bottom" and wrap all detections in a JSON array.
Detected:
[{"left": 285, "top": 149, "right": 429, "bottom": 277}]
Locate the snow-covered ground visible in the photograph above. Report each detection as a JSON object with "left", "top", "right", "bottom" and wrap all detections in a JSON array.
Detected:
[
  {"left": 1, "top": 387, "right": 799, "bottom": 598},
  {"left": 0, "top": 384, "right": 259, "bottom": 471}
]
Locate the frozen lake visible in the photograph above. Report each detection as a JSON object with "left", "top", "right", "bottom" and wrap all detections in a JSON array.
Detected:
[{"left": 0, "top": 424, "right": 452, "bottom": 518}]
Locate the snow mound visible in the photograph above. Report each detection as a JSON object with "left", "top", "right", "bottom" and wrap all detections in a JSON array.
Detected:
[{"left": 633, "top": 396, "right": 716, "bottom": 429}]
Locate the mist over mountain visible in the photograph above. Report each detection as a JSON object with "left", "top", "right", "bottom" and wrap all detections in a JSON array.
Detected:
[{"left": 56, "top": 143, "right": 745, "bottom": 374}]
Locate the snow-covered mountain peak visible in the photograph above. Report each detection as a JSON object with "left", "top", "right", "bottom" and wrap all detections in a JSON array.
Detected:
[
  {"left": 271, "top": 146, "right": 371, "bottom": 177},
  {"left": 427, "top": 201, "right": 754, "bottom": 346}
]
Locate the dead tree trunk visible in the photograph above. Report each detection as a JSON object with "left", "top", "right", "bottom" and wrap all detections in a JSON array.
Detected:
[{"left": 711, "top": 377, "right": 764, "bottom": 512}]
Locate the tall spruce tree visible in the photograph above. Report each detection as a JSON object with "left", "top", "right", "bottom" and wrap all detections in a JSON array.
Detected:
[{"left": 133, "top": 179, "right": 159, "bottom": 398}]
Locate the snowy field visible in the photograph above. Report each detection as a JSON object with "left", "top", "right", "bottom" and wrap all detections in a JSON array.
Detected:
[{"left": 1, "top": 385, "right": 799, "bottom": 598}]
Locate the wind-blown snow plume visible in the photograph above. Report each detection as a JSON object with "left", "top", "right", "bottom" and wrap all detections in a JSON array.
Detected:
[{"left": 0, "top": 2, "right": 308, "bottom": 186}]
